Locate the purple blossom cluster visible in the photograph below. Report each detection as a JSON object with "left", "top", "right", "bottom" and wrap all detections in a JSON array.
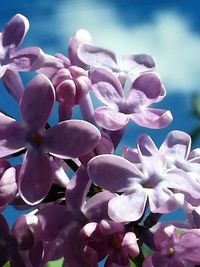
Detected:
[{"left": 0, "top": 14, "right": 200, "bottom": 267}]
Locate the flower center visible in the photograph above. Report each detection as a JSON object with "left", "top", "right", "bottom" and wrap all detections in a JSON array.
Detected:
[
  {"left": 167, "top": 247, "right": 175, "bottom": 257},
  {"left": 108, "top": 235, "right": 122, "bottom": 251},
  {"left": 31, "top": 133, "right": 43, "bottom": 146}
]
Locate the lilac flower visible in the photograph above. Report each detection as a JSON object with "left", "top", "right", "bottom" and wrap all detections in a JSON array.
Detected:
[
  {"left": 143, "top": 225, "right": 200, "bottom": 267},
  {"left": 89, "top": 68, "right": 172, "bottom": 130},
  {"left": 75, "top": 29, "right": 155, "bottom": 76},
  {"left": 0, "top": 14, "right": 45, "bottom": 76},
  {"left": 35, "top": 166, "right": 116, "bottom": 267},
  {"left": 0, "top": 213, "right": 41, "bottom": 267},
  {"left": 80, "top": 219, "right": 139, "bottom": 267},
  {"left": 0, "top": 14, "right": 45, "bottom": 101},
  {"left": 0, "top": 74, "right": 100, "bottom": 204},
  {"left": 88, "top": 132, "right": 199, "bottom": 222}
]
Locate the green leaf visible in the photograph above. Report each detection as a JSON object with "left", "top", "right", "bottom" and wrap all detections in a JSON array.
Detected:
[
  {"left": 3, "top": 262, "right": 10, "bottom": 267},
  {"left": 46, "top": 258, "right": 64, "bottom": 267}
]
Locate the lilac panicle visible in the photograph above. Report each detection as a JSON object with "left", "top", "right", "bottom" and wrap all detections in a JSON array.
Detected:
[
  {"left": 90, "top": 68, "right": 172, "bottom": 130},
  {"left": 0, "top": 74, "right": 100, "bottom": 204}
]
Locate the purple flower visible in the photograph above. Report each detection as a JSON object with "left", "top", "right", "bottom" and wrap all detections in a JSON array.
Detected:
[
  {"left": 75, "top": 30, "right": 155, "bottom": 76},
  {"left": 89, "top": 68, "right": 172, "bottom": 130},
  {"left": 0, "top": 74, "right": 100, "bottom": 204},
  {"left": 143, "top": 225, "right": 200, "bottom": 267},
  {"left": 80, "top": 219, "right": 139, "bottom": 267},
  {"left": 0, "top": 14, "right": 45, "bottom": 77},
  {"left": 88, "top": 132, "right": 198, "bottom": 222}
]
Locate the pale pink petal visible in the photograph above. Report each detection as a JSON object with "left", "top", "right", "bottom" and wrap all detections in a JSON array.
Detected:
[
  {"left": 94, "top": 107, "right": 129, "bottom": 131},
  {"left": 130, "top": 108, "right": 173, "bottom": 129}
]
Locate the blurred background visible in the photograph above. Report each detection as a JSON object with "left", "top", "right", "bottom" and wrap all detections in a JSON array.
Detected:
[{"left": 0, "top": 0, "right": 200, "bottom": 265}]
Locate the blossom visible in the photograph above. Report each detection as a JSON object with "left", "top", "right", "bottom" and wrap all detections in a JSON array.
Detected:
[
  {"left": 88, "top": 132, "right": 199, "bottom": 222},
  {"left": 0, "top": 14, "right": 45, "bottom": 101},
  {"left": 74, "top": 29, "right": 155, "bottom": 76},
  {"left": 143, "top": 225, "right": 200, "bottom": 267},
  {"left": 80, "top": 219, "right": 139, "bottom": 267},
  {"left": 0, "top": 74, "right": 100, "bottom": 204},
  {"left": 89, "top": 68, "right": 172, "bottom": 130}
]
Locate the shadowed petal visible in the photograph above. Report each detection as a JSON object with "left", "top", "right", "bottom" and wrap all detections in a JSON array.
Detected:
[
  {"left": 2, "top": 69, "right": 24, "bottom": 102},
  {"left": 78, "top": 43, "right": 118, "bottom": 69},
  {"left": 94, "top": 107, "right": 129, "bottom": 131},
  {"left": 18, "top": 148, "right": 53, "bottom": 205},
  {"left": 66, "top": 165, "right": 91, "bottom": 210},
  {"left": 130, "top": 108, "right": 173, "bottom": 129},
  {"left": 88, "top": 154, "right": 142, "bottom": 192},
  {"left": 10, "top": 47, "right": 45, "bottom": 71},
  {"left": 0, "top": 112, "right": 26, "bottom": 157},
  {"left": 68, "top": 29, "right": 92, "bottom": 67},
  {"left": 83, "top": 191, "right": 116, "bottom": 222},
  {"left": 108, "top": 187, "right": 147, "bottom": 222},
  {"left": 177, "top": 230, "right": 200, "bottom": 263},
  {"left": 130, "top": 72, "right": 163, "bottom": 99},
  {"left": 20, "top": 74, "right": 55, "bottom": 131},
  {"left": 44, "top": 120, "right": 101, "bottom": 158},
  {"left": 2, "top": 14, "right": 29, "bottom": 48},
  {"left": 0, "top": 167, "right": 17, "bottom": 207},
  {"left": 37, "top": 204, "right": 74, "bottom": 241}
]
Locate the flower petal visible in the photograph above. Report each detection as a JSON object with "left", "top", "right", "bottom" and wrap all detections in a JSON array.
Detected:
[
  {"left": 20, "top": 74, "right": 55, "bottom": 131},
  {"left": 160, "top": 130, "right": 191, "bottom": 163},
  {"left": 90, "top": 68, "right": 124, "bottom": 102},
  {"left": 66, "top": 165, "right": 91, "bottom": 210},
  {"left": 121, "top": 54, "right": 155, "bottom": 72},
  {"left": 78, "top": 43, "right": 118, "bottom": 69},
  {"left": 108, "top": 188, "right": 147, "bottom": 222},
  {"left": 44, "top": 120, "right": 101, "bottom": 158},
  {"left": 130, "top": 72, "right": 163, "bottom": 100},
  {"left": 130, "top": 108, "right": 173, "bottom": 129},
  {"left": 68, "top": 29, "right": 92, "bottom": 67},
  {"left": 18, "top": 148, "right": 53, "bottom": 204},
  {"left": 88, "top": 154, "right": 142, "bottom": 192},
  {"left": 94, "top": 107, "right": 129, "bottom": 131},
  {"left": 0, "top": 112, "right": 26, "bottom": 157},
  {"left": 10, "top": 47, "right": 45, "bottom": 71},
  {"left": 137, "top": 134, "right": 165, "bottom": 174},
  {"left": 0, "top": 167, "right": 17, "bottom": 207},
  {"left": 2, "top": 69, "right": 24, "bottom": 102},
  {"left": 83, "top": 191, "right": 116, "bottom": 222},
  {"left": 2, "top": 14, "right": 29, "bottom": 48},
  {"left": 37, "top": 204, "right": 74, "bottom": 241}
]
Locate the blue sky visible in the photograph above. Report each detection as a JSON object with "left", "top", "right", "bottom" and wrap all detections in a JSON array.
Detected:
[{"left": 0, "top": 1, "right": 200, "bottom": 265}]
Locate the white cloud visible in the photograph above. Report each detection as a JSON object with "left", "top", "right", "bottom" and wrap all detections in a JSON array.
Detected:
[{"left": 56, "top": 0, "right": 200, "bottom": 93}]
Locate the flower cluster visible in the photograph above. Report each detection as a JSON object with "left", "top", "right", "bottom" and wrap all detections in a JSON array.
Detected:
[{"left": 0, "top": 14, "right": 200, "bottom": 267}]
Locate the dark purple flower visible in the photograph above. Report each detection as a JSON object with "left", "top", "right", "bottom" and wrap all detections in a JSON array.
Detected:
[
  {"left": 0, "top": 74, "right": 100, "bottom": 204},
  {"left": 143, "top": 225, "right": 200, "bottom": 267}
]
